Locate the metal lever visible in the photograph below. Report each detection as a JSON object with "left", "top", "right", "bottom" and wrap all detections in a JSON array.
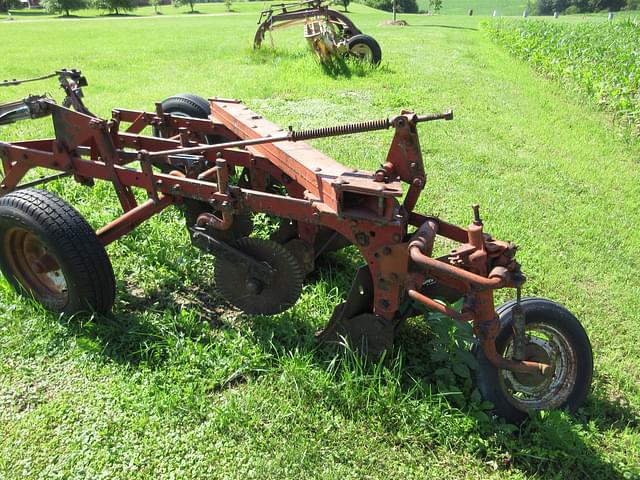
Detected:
[
  {"left": 472, "top": 203, "right": 482, "bottom": 226},
  {"left": 415, "top": 109, "right": 453, "bottom": 123},
  {"left": 512, "top": 287, "right": 526, "bottom": 361}
]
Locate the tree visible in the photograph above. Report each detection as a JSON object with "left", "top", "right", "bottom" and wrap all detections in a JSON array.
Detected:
[
  {"left": 535, "top": 0, "right": 627, "bottom": 13},
  {"left": 149, "top": 0, "right": 159, "bottom": 14},
  {"left": 428, "top": 0, "right": 442, "bottom": 13},
  {"left": 0, "top": 0, "right": 19, "bottom": 13},
  {"left": 174, "top": 0, "right": 196, "bottom": 13},
  {"left": 44, "top": 0, "right": 87, "bottom": 16},
  {"left": 224, "top": 0, "right": 232, "bottom": 12},
  {"left": 92, "top": 0, "right": 136, "bottom": 15},
  {"left": 364, "top": 0, "right": 418, "bottom": 13},
  {"left": 340, "top": 0, "right": 350, "bottom": 11}
]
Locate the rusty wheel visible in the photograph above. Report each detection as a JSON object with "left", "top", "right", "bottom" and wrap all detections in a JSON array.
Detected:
[
  {"left": 474, "top": 298, "right": 593, "bottom": 423},
  {"left": 3, "top": 226, "right": 69, "bottom": 310},
  {"left": 0, "top": 188, "right": 115, "bottom": 314},
  {"left": 214, "top": 237, "right": 303, "bottom": 315}
]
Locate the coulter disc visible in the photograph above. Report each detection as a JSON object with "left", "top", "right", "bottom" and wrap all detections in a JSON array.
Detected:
[{"left": 214, "top": 237, "right": 304, "bottom": 315}]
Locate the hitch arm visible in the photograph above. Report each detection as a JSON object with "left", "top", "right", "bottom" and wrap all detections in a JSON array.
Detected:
[{"left": 0, "top": 96, "right": 51, "bottom": 125}]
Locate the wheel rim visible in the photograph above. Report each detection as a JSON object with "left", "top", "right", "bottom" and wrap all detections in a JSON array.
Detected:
[
  {"left": 3, "top": 227, "right": 68, "bottom": 309},
  {"left": 350, "top": 43, "right": 373, "bottom": 61},
  {"left": 499, "top": 323, "right": 577, "bottom": 411}
]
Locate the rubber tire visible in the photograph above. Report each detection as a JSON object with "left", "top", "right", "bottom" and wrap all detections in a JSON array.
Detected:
[
  {"left": 347, "top": 34, "right": 382, "bottom": 65},
  {"left": 0, "top": 188, "right": 115, "bottom": 315},
  {"left": 153, "top": 93, "right": 229, "bottom": 144},
  {"left": 160, "top": 93, "right": 211, "bottom": 118},
  {"left": 474, "top": 297, "right": 593, "bottom": 423}
]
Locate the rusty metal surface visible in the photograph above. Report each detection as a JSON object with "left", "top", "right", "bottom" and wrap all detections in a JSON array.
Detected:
[
  {"left": 2, "top": 226, "right": 68, "bottom": 309},
  {"left": 253, "top": 0, "right": 362, "bottom": 49},
  {"left": 0, "top": 74, "right": 565, "bottom": 379}
]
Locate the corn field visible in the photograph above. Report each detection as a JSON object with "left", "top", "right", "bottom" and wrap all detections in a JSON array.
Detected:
[{"left": 484, "top": 18, "right": 640, "bottom": 131}]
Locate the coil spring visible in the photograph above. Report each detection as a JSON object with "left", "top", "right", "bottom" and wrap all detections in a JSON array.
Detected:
[{"left": 289, "top": 118, "right": 391, "bottom": 141}]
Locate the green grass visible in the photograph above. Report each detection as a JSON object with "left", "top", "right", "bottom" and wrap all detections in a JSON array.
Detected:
[{"left": 1, "top": 5, "right": 640, "bottom": 479}]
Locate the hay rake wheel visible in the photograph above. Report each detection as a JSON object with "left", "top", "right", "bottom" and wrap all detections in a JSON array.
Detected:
[{"left": 254, "top": 0, "right": 382, "bottom": 65}]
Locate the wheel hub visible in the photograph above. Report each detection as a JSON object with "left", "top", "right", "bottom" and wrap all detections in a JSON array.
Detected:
[
  {"left": 3, "top": 227, "right": 68, "bottom": 307},
  {"left": 350, "top": 44, "right": 373, "bottom": 60},
  {"left": 246, "top": 277, "right": 264, "bottom": 295},
  {"left": 512, "top": 343, "right": 552, "bottom": 387},
  {"left": 500, "top": 323, "right": 577, "bottom": 411}
]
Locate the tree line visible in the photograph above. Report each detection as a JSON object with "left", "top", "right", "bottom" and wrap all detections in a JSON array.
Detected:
[
  {"left": 534, "top": 0, "right": 640, "bottom": 14},
  {"left": 0, "top": 0, "right": 233, "bottom": 16}
]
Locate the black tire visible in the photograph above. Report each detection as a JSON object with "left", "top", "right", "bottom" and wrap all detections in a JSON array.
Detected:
[
  {"left": 160, "top": 93, "right": 211, "bottom": 119},
  {"left": 153, "top": 93, "right": 228, "bottom": 144},
  {"left": 0, "top": 188, "right": 115, "bottom": 315},
  {"left": 347, "top": 34, "right": 382, "bottom": 65},
  {"left": 474, "top": 298, "right": 593, "bottom": 423}
]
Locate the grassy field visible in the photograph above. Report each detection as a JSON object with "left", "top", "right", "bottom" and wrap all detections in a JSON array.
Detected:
[
  {"left": 0, "top": 1, "right": 262, "bottom": 20},
  {"left": 1, "top": 4, "right": 640, "bottom": 479}
]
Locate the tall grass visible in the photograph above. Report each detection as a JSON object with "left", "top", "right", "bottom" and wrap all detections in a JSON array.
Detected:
[{"left": 484, "top": 18, "right": 640, "bottom": 131}]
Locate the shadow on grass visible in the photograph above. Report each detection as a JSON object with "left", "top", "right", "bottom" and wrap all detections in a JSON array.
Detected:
[
  {"left": 101, "top": 13, "right": 140, "bottom": 17},
  {"left": 409, "top": 23, "right": 479, "bottom": 31},
  {"left": 247, "top": 46, "right": 385, "bottom": 79},
  {"left": 56, "top": 246, "right": 637, "bottom": 479},
  {"left": 320, "top": 56, "right": 389, "bottom": 79},
  {"left": 6, "top": 9, "right": 49, "bottom": 16},
  {"left": 320, "top": 57, "right": 355, "bottom": 78}
]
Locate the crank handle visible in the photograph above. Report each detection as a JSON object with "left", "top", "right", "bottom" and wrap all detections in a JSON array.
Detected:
[{"left": 415, "top": 109, "right": 453, "bottom": 123}]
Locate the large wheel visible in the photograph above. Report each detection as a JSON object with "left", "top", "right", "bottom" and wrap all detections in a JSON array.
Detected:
[
  {"left": 159, "top": 93, "right": 211, "bottom": 119},
  {"left": 347, "top": 34, "right": 382, "bottom": 65},
  {"left": 474, "top": 298, "right": 593, "bottom": 423},
  {"left": 0, "top": 188, "right": 115, "bottom": 314}
]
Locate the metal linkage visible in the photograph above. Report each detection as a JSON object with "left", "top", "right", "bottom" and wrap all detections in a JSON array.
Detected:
[
  {"left": 149, "top": 110, "right": 454, "bottom": 159},
  {"left": 288, "top": 118, "right": 391, "bottom": 141},
  {"left": 0, "top": 72, "right": 58, "bottom": 88}
]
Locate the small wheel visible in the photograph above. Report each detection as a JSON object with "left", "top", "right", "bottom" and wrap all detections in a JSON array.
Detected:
[
  {"left": 153, "top": 94, "right": 253, "bottom": 241},
  {"left": 153, "top": 93, "right": 227, "bottom": 144},
  {"left": 347, "top": 34, "right": 382, "bottom": 65},
  {"left": 474, "top": 298, "right": 593, "bottom": 423},
  {"left": 0, "top": 188, "right": 115, "bottom": 314}
]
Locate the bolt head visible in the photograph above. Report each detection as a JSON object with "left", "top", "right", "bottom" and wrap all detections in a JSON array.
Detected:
[{"left": 246, "top": 278, "right": 263, "bottom": 295}]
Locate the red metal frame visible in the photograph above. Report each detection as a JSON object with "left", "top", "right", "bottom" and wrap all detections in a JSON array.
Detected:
[{"left": 0, "top": 97, "right": 548, "bottom": 375}]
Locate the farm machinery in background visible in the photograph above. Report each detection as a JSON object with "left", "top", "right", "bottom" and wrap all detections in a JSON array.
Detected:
[
  {"left": 0, "top": 70, "right": 592, "bottom": 422},
  {"left": 254, "top": 0, "right": 382, "bottom": 64}
]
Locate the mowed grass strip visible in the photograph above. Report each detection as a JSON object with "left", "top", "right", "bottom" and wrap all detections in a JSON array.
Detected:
[
  {"left": 1, "top": 6, "right": 639, "bottom": 479},
  {"left": 484, "top": 18, "right": 640, "bottom": 131}
]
